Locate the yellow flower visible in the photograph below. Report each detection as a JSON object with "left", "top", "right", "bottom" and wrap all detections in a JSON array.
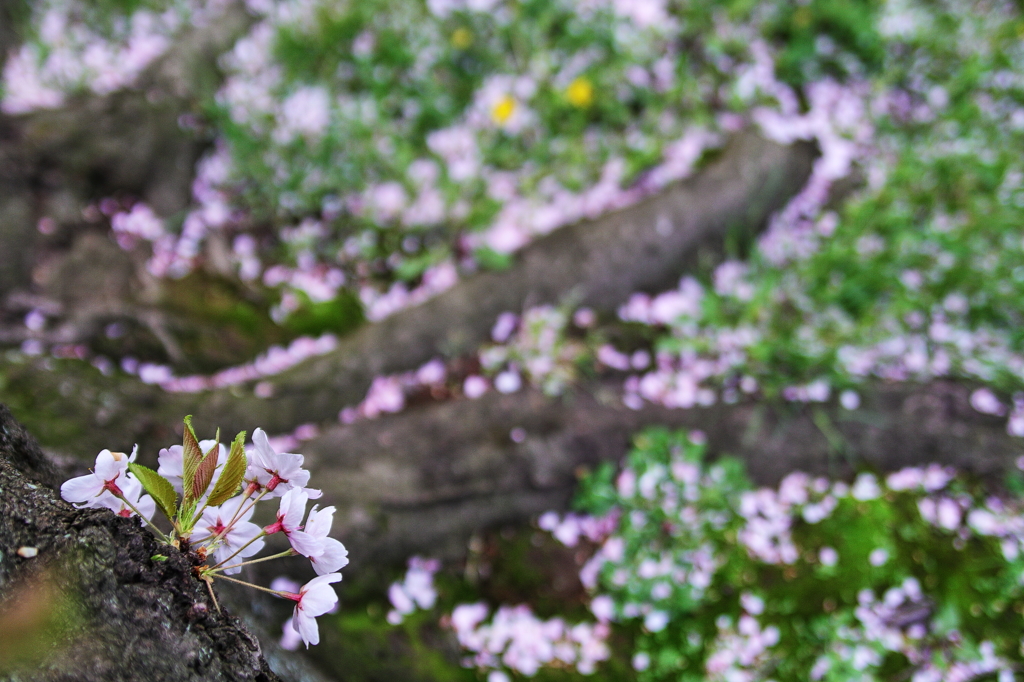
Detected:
[
  {"left": 565, "top": 77, "right": 594, "bottom": 108},
  {"left": 491, "top": 95, "right": 516, "bottom": 125},
  {"left": 451, "top": 27, "right": 473, "bottom": 49}
]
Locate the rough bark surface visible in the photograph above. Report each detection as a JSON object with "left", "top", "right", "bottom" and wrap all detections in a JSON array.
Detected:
[
  {"left": 295, "top": 379, "right": 1023, "bottom": 568},
  {"left": 0, "top": 404, "right": 283, "bottom": 681}
]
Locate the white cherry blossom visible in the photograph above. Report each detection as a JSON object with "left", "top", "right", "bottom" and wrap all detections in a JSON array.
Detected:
[
  {"left": 264, "top": 488, "right": 322, "bottom": 557},
  {"left": 99, "top": 479, "right": 156, "bottom": 520},
  {"left": 56, "top": 419, "right": 346, "bottom": 650},
  {"left": 304, "top": 505, "right": 350, "bottom": 576},
  {"left": 61, "top": 446, "right": 139, "bottom": 510},
  {"left": 290, "top": 573, "right": 342, "bottom": 647},
  {"left": 244, "top": 428, "right": 316, "bottom": 498}
]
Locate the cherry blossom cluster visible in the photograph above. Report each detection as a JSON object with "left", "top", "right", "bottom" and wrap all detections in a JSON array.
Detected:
[
  {"left": 386, "top": 556, "right": 440, "bottom": 625},
  {"left": 204, "top": 0, "right": 732, "bottom": 263},
  {"left": 811, "top": 585, "right": 1015, "bottom": 682},
  {"left": 9, "top": 0, "right": 809, "bottom": 343},
  {"left": 1, "top": 0, "right": 187, "bottom": 114},
  {"left": 145, "top": 334, "right": 340, "bottom": 394},
  {"left": 12, "top": 0, "right": 1024, "bottom": 462},
  {"left": 379, "top": 553, "right": 612, "bottom": 679},
  {"left": 98, "top": 299, "right": 580, "bottom": 425},
  {"left": 338, "top": 359, "right": 448, "bottom": 424},
  {"left": 270, "top": 575, "right": 339, "bottom": 651},
  {"left": 536, "top": 427, "right": 1024, "bottom": 680},
  {"left": 12, "top": 2, "right": 1018, "bottom": 467},
  {"left": 703, "top": 605, "right": 781, "bottom": 681},
  {"left": 59, "top": 419, "right": 348, "bottom": 647},
  {"left": 614, "top": 254, "right": 1024, "bottom": 440},
  {"left": 597, "top": 2, "right": 1024, "bottom": 437},
  {"left": 478, "top": 305, "right": 588, "bottom": 397},
  {"left": 450, "top": 603, "right": 610, "bottom": 678},
  {"left": 537, "top": 510, "right": 617, "bottom": 549},
  {"left": 332, "top": 304, "right": 595, "bottom": 426}
]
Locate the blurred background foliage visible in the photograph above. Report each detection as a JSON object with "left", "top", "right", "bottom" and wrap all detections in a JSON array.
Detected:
[{"left": 4, "top": 0, "right": 1024, "bottom": 680}]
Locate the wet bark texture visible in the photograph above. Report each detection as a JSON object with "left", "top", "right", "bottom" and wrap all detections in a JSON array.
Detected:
[{"left": 0, "top": 404, "right": 282, "bottom": 681}]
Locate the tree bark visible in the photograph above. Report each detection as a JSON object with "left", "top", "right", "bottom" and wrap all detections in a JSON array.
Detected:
[
  {"left": 0, "top": 133, "right": 817, "bottom": 456},
  {"left": 0, "top": 404, "right": 284, "bottom": 681},
  {"left": 295, "top": 379, "right": 1022, "bottom": 568}
]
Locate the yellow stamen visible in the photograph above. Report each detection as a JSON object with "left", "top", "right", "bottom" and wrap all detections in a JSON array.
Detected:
[
  {"left": 566, "top": 77, "right": 594, "bottom": 108},
  {"left": 492, "top": 95, "right": 516, "bottom": 125},
  {"left": 452, "top": 27, "right": 473, "bottom": 49}
]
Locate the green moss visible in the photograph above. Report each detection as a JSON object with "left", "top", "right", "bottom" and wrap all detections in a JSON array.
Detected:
[
  {"left": 157, "top": 272, "right": 292, "bottom": 373},
  {"left": 305, "top": 531, "right": 642, "bottom": 681},
  {"left": 0, "top": 353, "right": 183, "bottom": 457},
  {"left": 280, "top": 290, "right": 366, "bottom": 339},
  {"left": 0, "top": 355, "right": 110, "bottom": 452},
  {"left": 473, "top": 526, "right": 590, "bottom": 621},
  {"left": 306, "top": 563, "right": 473, "bottom": 682},
  {"left": 313, "top": 609, "right": 475, "bottom": 682}
]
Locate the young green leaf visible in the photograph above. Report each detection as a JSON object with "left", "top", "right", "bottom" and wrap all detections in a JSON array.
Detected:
[
  {"left": 177, "top": 499, "right": 197, "bottom": 533},
  {"left": 206, "top": 430, "right": 247, "bottom": 508},
  {"left": 128, "top": 462, "right": 177, "bottom": 521},
  {"left": 191, "top": 429, "right": 221, "bottom": 502},
  {"left": 181, "top": 415, "right": 203, "bottom": 506}
]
